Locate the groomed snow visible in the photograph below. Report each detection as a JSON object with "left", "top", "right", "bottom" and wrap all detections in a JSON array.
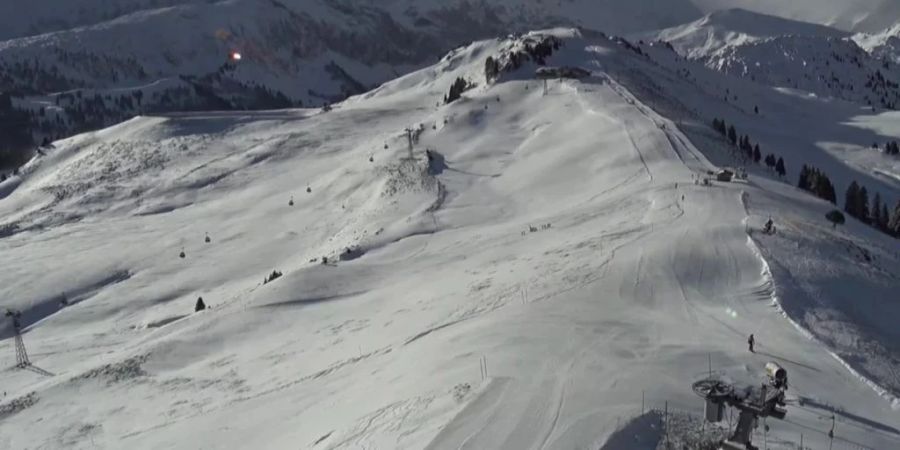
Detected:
[{"left": 1, "top": 29, "right": 899, "bottom": 450}]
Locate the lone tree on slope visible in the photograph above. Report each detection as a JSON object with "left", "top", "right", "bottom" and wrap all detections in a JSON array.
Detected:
[{"left": 826, "top": 210, "right": 845, "bottom": 229}]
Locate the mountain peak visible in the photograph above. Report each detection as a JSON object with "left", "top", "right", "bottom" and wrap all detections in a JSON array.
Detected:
[
  {"left": 649, "top": 8, "right": 848, "bottom": 60},
  {"left": 699, "top": 8, "right": 847, "bottom": 39},
  {"left": 854, "top": 23, "right": 900, "bottom": 63}
]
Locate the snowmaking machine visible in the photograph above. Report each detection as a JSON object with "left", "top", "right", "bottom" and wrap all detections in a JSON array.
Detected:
[{"left": 692, "top": 362, "right": 789, "bottom": 450}]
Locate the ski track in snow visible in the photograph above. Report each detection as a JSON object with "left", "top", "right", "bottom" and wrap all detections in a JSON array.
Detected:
[{"left": 1, "top": 28, "right": 899, "bottom": 450}]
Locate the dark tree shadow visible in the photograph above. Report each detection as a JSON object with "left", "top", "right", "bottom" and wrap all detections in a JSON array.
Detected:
[
  {"left": 756, "top": 350, "right": 821, "bottom": 373},
  {"left": 797, "top": 396, "right": 900, "bottom": 437},
  {"left": 21, "top": 363, "right": 54, "bottom": 377},
  {"left": 258, "top": 291, "right": 365, "bottom": 309}
]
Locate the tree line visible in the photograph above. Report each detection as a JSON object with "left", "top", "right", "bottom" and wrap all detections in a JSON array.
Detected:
[
  {"left": 844, "top": 181, "right": 900, "bottom": 236},
  {"left": 875, "top": 140, "right": 899, "bottom": 156},
  {"left": 798, "top": 165, "right": 837, "bottom": 204},
  {"left": 712, "top": 118, "right": 785, "bottom": 177},
  {"left": 796, "top": 164, "right": 900, "bottom": 237},
  {"left": 445, "top": 77, "right": 474, "bottom": 104},
  {"left": 712, "top": 117, "right": 899, "bottom": 238}
]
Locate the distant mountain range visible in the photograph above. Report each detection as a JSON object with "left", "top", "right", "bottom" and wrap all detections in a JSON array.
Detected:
[
  {"left": 2, "top": 1, "right": 900, "bottom": 169},
  {"left": 644, "top": 9, "right": 900, "bottom": 109}
]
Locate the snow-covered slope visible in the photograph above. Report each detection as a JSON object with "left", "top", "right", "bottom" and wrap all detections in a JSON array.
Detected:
[
  {"left": 0, "top": 0, "right": 706, "bottom": 161},
  {"left": 855, "top": 24, "right": 900, "bottom": 64},
  {"left": 647, "top": 8, "right": 848, "bottom": 60},
  {"left": 691, "top": 0, "right": 900, "bottom": 33},
  {"left": 5, "top": 0, "right": 900, "bottom": 42},
  {"left": 646, "top": 10, "right": 900, "bottom": 109},
  {"left": 707, "top": 35, "right": 900, "bottom": 108},
  {"left": 609, "top": 36, "right": 900, "bottom": 402},
  {"left": 2, "top": 28, "right": 899, "bottom": 450},
  {"left": 0, "top": 0, "right": 706, "bottom": 42},
  {"left": 4, "top": 1, "right": 900, "bottom": 166}
]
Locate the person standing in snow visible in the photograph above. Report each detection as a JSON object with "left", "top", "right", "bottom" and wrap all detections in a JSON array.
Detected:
[{"left": 748, "top": 334, "right": 755, "bottom": 353}]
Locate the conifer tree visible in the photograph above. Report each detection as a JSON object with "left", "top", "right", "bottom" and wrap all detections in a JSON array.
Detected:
[
  {"left": 775, "top": 157, "right": 786, "bottom": 177},
  {"left": 798, "top": 165, "right": 809, "bottom": 189},
  {"left": 873, "top": 193, "right": 883, "bottom": 228},
  {"left": 890, "top": 200, "right": 900, "bottom": 236},
  {"left": 859, "top": 186, "right": 870, "bottom": 223},
  {"left": 826, "top": 210, "right": 845, "bottom": 228},
  {"left": 845, "top": 181, "right": 860, "bottom": 217}
]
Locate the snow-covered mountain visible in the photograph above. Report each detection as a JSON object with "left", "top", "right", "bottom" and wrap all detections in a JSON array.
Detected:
[
  {"left": 5, "top": 0, "right": 900, "bottom": 41},
  {"left": 690, "top": 0, "right": 900, "bottom": 33},
  {"left": 4, "top": 2, "right": 900, "bottom": 171},
  {"left": 647, "top": 9, "right": 848, "bottom": 60},
  {"left": 707, "top": 35, "right": 899, "bottom": 107},
  {"left": 646, "top": 9, "right": 900, "bottom": 110},
  {"left": 855, "top": 24, "right": 900, "bottom": 64},
  {"left": 0, "top": 0, "right": 710, "bottom": 167},
  {"left": 2, "top": 25, "right": 900, "bottom": 449}
]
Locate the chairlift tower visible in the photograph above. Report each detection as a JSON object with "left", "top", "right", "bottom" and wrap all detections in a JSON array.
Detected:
[
  {"left": 693, "top": 362, "right": 789, "bottom": 450},
  {"left": 404, "top": 127, "right": 415, "bottom": 160},
  {"left": 5, "top": 309, "right": 30, "bottom": 368}
]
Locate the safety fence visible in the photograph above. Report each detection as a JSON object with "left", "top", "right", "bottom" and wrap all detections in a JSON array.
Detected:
[{"left": 605, "top": 394, "right": 882, "bottom": 450}]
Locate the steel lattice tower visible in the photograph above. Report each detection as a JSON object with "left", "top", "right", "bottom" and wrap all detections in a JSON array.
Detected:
[{"left": 6, "top": 310, "right": 30, "bottom": 368}]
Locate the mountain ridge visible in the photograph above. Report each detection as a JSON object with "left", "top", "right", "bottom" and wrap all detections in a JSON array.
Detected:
[
  {"left": 2, "top": 2, "right": 900, "bottom": 171},
  {"left": 2, "top": 27, "right": 899, "bottom": 449}
]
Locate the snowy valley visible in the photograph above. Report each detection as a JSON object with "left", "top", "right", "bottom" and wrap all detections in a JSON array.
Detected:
[{"left": 1, "top": 4, "right": 900, "bottom": 450}]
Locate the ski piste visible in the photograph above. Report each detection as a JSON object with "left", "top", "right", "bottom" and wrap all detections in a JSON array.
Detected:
[{"left": 1, "top": 19, "right": 900, "bottom": 450}]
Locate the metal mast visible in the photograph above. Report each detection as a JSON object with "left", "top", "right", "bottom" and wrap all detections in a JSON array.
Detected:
[{"left": 6, "top": 309, "right": 30, "bottom": 368}]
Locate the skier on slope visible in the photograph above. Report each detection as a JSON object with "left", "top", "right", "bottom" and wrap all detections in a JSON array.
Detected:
[
  {"left": 763, "top": 217, "right": 774, "bottom": 234},
  {"left": 748, "top": 334, "right": 755, "bottom": 353}
]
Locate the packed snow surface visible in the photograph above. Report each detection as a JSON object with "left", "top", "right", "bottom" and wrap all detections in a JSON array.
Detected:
[{"left": 1, "top": 29, "right": 900, "bottom": 450}]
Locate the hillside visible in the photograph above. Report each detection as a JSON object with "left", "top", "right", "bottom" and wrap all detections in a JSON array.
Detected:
[
  {"left": 5, "top": 0, "right": 900, "bottom": 41},
  {"left": 708, "top": 35, "right": 900, "bottom": 109},
  {"left": 1, "top": 28, "right": 899, "bottom": 450},
  {"left": 690, "top": 0, "right": 900, "bottom": 33},
  {"left": 646, "top": 10, "right": 900, "bottom": 110},
  {"left": 646, "top": 8, "right": 848, "bottom": 59},
  {"left": 0, "top": 0, "right": 707, "bottom": 168},
  {"left": 6, "top": 2, "right": 900, "bottom": 171},
  {"left": 855, "top": 24, "right": 900, "bottom": 64}
]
